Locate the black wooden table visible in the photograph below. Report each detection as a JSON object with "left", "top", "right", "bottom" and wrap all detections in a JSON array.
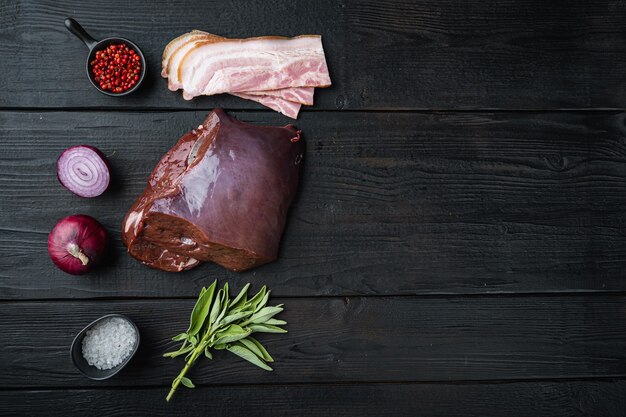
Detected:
[{"left": 1, "top": 1, "right": 625, "bottom": 416}]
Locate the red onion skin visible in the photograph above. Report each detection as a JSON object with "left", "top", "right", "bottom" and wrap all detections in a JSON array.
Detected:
[
  {"left": 57, "top": 145, "right": 111, "bottom": 198},
  {"left": 48, "top": 215, "right": 108, "bottom": 275}
]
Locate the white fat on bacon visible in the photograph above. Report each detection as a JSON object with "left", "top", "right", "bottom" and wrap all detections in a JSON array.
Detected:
[{"left": 161, "top": 31, "right": 330, "bottom": 118}]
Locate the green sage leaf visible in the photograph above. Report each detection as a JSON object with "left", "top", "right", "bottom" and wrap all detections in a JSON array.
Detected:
[
  {"left": 238, "top": 338, "right": 273, "bottom": 362},
  {"left": 213, "top": 324, "right": 252, "bottom": 345},
  {"left": 264, "top": 319, "right": 287, "bottom": 326},
  {"left": 221, "top": 285, "right": 230, "bottom": 310},
  {"left": 222, "top": 310, "right": 253, "bottom": 326},
  {"left": 171, "top": 333, "right": 188, "bottom": 342},
  {"left": 237, "top": 338, "right": 264, "bottom": 358},
  {"left": 248, "top": 306, "right": 283, "bottom": 324},
  {"left": 214, "top": 295, "right": 230, "bottom": 327},
  {"left": 230, "top": 283, "right": 250, "bottom": 309},
  {"left": 213, "top": 343, "right": 227, "bottom": 350},
  {"left": 246, "top": 337, "right": 274, "bottom": 362},
  {"left": 245, "top": 286, "right": 267, "bottom": 311},
  {"left": 180, "top": 376, "right": 195, "bottom": 388},
  {"left": 204, "top": 347, "right": 212, "bottom": 359},
  {"left": 254, "top": 291, "right": 271, "bottom": 313},
  {"left": 249, "top": 323, "right": 288, "bottom": 334},
  {"left": 209, "top": 289, "right": 224, "bottom": 325},
  {"left": 227, "top": 343, "right": 272, "bottom": 371},
  {"left": 187, "top": 281, "right": 217, "bottom": 336}
]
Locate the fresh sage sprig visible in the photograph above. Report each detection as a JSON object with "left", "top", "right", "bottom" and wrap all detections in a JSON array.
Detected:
[{"left": 164, "top": 280, "right": 287, "bottom": 401}]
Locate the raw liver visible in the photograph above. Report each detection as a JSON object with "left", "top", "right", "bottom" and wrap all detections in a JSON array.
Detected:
[{"left": 122, "top": 109, "right": 304, "bottom": 272}]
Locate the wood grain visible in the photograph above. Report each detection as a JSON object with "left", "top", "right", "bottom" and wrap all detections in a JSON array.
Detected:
[
  {"left": 1, "top": 381, "right": 624, "bottom": 417},
  {"left": 2, "top": 0, "right": 626, "bottom": 109},
  {"left": 1, "top": 111, "right": 626, "bottom": 298},
  {"left": 1, "top": 296, "right": 625, "bottom": 388}
]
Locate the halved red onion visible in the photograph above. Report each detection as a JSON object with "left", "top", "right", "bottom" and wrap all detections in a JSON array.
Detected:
[{"left": 57, "top": 145, "right": 110, "bottom": 197}]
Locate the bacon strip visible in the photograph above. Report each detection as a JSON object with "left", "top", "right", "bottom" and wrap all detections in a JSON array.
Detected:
[
  {"left": 233, "top": 93, "right": 302, "bottom": 119},
  {"left": 240, "top": 87, "right": 314, "bottom": 106}
]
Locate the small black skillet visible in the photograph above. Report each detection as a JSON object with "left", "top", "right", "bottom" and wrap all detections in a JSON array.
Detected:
[{"left": 64, "top": 18, "right": 146, "bottom": 96}]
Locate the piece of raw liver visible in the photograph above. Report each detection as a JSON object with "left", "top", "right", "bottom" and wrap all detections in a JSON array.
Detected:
[{"left": 122, "top": 109, "right": 304, "bottom": 272}]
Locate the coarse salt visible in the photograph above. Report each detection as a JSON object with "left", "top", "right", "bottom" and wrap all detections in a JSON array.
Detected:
[{"left": 82, "top": 317, "right": 137, "bottom": 370}]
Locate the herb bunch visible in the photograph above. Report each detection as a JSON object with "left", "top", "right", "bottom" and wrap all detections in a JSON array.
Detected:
[{"left": 164, "top": 280, "right": 286, "bottom": 401}]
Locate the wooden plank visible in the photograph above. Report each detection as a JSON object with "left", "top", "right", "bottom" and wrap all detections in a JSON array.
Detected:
[
  {"left": 1, "top": 296, "right": 625, "bottom": 387},
  {"left": 2, "top": 0, "right": 626, "bottom": 109},
  {"left": 1, "top": 381, "right": 624, "bottom": 417},
  {"left": 2, "top": 111, "right": 626, "bottom": 299}
]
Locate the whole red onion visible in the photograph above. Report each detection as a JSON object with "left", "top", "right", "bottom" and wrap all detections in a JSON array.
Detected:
[{"left": 48, "top": 215, "right": 108, "bottom": 275}]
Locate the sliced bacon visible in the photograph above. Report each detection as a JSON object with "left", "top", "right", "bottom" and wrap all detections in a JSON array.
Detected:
[
  {"left": 161, "top": 31, "right": 330, "bottom": 118},
  {"left": 163, "top": 33, "right": 305, "bottom": 117},
  {"left": 165, "top": 33, "right": 316, "bottom": 105}
]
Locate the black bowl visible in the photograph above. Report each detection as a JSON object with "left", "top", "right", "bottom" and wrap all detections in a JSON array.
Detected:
[
  {"left": 64, "top": 18, "right": 146, "bottom": 97},
  {"left": 70, "top": 314, "right": 140, "bottom": 380}
]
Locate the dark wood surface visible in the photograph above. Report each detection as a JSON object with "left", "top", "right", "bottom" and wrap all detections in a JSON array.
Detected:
[
  {"left": 1, "top": 381, "right": 624, "bottom": 417},
  {"left": 1, "top": 0, "right": 625, "bottom": 415},
  {"left": 4, "top": 0, "right": 626, "bottom": 110},
  {"left": 3, "top": 111, "right": 626, "bottom": 299},
  {"left": 2, "top": 297, "right": 626, "bottom": 387}
]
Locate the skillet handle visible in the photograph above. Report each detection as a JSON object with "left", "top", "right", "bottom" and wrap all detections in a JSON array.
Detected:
[{"left": 64, "top": 18, "right": 98, "bottom": 50}]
